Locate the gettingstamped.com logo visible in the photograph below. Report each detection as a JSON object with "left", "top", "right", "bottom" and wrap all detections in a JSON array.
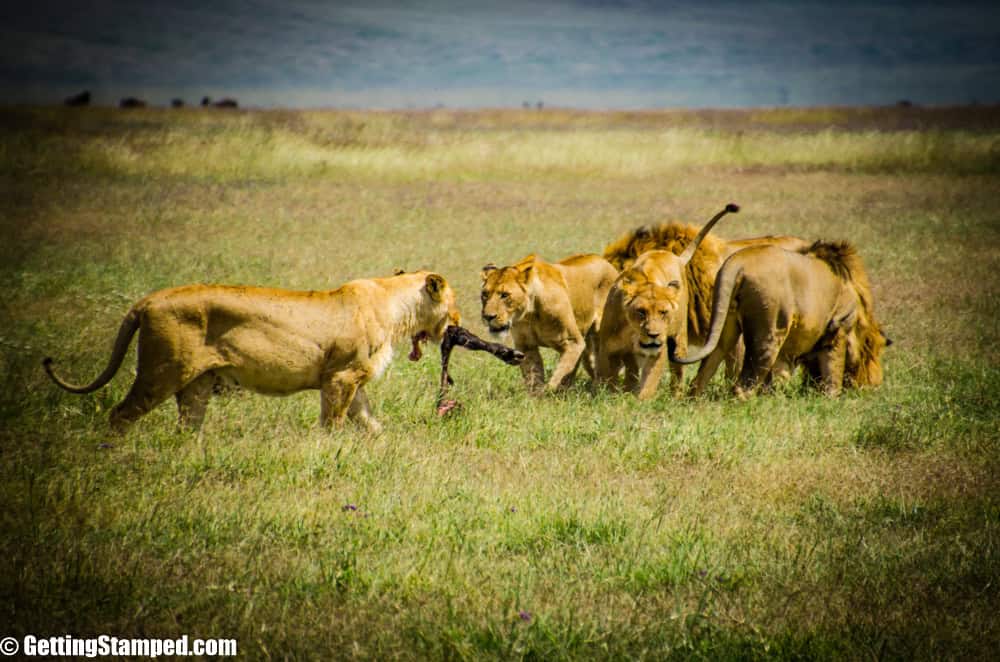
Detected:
[{"left": 1, "top": 635, "right": 237, "bottom": 658}]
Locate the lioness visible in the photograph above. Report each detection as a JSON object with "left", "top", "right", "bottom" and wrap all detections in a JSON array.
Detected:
[
  {"left": 480, "top": 253, "right": 618, "bottom": 392},
  {"left": 597, "top": 204, "right": 739, "bottom": 399},
  {"left": 43, "top": 271, "right": 461, "bottom": 433},
  {"left": 670, "top": 241, "right": 886, "bottom": 397}
]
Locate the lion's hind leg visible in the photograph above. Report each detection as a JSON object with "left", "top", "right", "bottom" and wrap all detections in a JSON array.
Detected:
[
  {"left": 737, "top": 323, "right": 788, "bottom": 399},
  {"left": 110, "top": 364, "right": 189, "bottom": 434},
  {"left": 175, "top": 372, "right": 216, "bottom": 431},
  {"left": 689, "top": 315, "right": 740, "bottom": 397}
]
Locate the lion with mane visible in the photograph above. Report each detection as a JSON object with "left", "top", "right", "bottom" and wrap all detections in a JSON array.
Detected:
[
  {"left": 603, "top": 222, "right": 810, "bottom": 342},
  {"left": 670, "top": 240, "right": 887, "bottom": 396}
]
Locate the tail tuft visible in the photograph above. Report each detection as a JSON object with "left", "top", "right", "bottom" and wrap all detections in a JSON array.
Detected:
[{"left": 725, "top": 203, "right": 740, "bottom": 214}]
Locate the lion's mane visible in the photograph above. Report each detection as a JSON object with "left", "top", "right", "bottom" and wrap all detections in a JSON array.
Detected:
[{"left": 806, "top": 240, "right": 886, "bottom": 387}]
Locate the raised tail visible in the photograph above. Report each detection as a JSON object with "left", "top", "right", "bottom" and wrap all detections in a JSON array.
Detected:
[
  {"left": 669, "top": 259, "right": 742, "bottom": 365},
  {"left": 677, "top": 203, "right": 739, "bottom": 266},
  {"left": 43, "top": 309, "right": 141, "bottom": 393}
]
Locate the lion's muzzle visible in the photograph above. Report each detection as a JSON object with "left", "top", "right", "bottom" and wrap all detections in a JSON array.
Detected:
[{"left": 637, "top": 339, "right": 663, "bottom": 355}]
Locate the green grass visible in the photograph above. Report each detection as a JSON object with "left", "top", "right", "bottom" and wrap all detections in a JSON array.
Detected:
[{"left": 1, "top": 105, "right": 999, "bottom": 659}]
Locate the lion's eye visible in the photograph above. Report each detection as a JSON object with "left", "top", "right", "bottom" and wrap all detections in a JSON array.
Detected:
[
  {"left": 636, "top": 310, "right": 646, "bottom": 321},
  {"left": 481, "top": 292, "right": 488, "bottom": 302},
  {"left": 500, "top": 292, "right": 510, "bottom": 300}
]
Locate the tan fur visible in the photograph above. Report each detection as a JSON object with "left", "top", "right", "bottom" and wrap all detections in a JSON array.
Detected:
[
  {"left": 805, "top": 241, "right": 886, "bottom": 388},
  {"left": 596, "top": 205, "right": 740, "bottom": 399},
  {"left": 480, "top": 253, "right": 618, "bottom": 392},
  {"left": 674, "top": 241, "right": 885, "bottom": 397},
  {"left": 597, "top": 251, "right": 689, "bottom": 398},
  {"left": 603, "top": 222, "right": 810, "bottom": 339},
  {"left": 43, "top": 272, "right": 461, "bottom": 433}
]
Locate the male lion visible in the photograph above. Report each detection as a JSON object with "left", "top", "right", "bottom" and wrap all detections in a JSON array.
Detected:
[
  {"left": 597, "top": 204, "right": 739, "bottom": 399},
  {"left": 669, "top": 241, "right": 887, "bottom": 397},
  {"left": 603, "top": 221, "right": 810, "bottom": 341},
  {"left": 43, "top": 271, "right": 461, "bottom": 433},
  {"left": 480, "top": 253, "right": 618, "bottom": 392},
  {"left": 603, "top": 222, "right": 810, "bottom": 271}
]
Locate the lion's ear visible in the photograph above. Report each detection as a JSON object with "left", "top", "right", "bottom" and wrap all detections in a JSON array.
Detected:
[
  {"left": 480, "top": 264, "right": 497, "bottom": 282},
  {"left": 425, "top": 274, "right": 447, "bottom": 302},
  {"left": 516, "top": 263, "right": 534, "bottom": 283},
  {"left": 619, "top": 277, "right": 638, "bottom": 300}
]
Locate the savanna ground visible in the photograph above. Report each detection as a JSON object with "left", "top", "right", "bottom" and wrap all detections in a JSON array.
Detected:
[{"left": 1, "top": 104, "right": 999, "bottom": 659}]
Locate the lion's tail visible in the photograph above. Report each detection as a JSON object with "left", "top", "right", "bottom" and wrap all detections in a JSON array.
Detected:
[
  {"left": 678, "top": 203, "right": 739, "bottom": 266},
  {"left": 669, "top": 257, "right": 742, "bottom": 365},
  {"left": 43, "top": 309, "right": 141, "bottom": 394}
]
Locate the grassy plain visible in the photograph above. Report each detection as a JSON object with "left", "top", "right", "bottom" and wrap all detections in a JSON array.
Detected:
[{"left": 1, "top": 105, "right": 999, "bottom": 659}]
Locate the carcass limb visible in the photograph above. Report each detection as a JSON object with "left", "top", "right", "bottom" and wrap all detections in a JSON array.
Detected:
[{"left": 437, "top": 325, "right": 525, "bottom": 415}]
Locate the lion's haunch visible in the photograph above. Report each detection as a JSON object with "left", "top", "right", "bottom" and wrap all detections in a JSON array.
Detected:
[{"left": 437, "top": 325, "right": 525, "bottom": 415}]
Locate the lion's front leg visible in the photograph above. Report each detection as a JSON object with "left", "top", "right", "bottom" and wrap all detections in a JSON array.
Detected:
[
  {"left": 622, "top": 354, "right": 640, "bottom": 393},
  {"left": 519, "top": 347, "right": 545, "bottom": 395},
  {"left": 815, "top": 333, "right": 848, "bottom": 397},
  {"left": 348, "top": 387, "right": 383, "bottom": 434},
  {"left": 547, "top": 336, "right": 585, "bottom": 391},
  {"left": 581, "top": 328, "right": 600, "bottom": 381},
  {"left": 636, "top": 348, "right": 667, "bottom": 400},
  {"left": 320, "top": 367, "right": 369, "bottom": 428},
  {"left": 596, "top": 344, "right": 622, "bottom": 390}
]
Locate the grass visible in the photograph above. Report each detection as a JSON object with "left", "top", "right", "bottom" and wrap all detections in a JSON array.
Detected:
[{"left": 1, "top": 104, "right": 999, "bottom": 659}]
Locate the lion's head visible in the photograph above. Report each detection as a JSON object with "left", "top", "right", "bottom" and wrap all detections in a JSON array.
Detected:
[
  {"left": 479, "top": 256, "right": 536, "bottom": 335},
  {"left": 408, "top": 272, "right": 461, "bottom": 361},
  {"left": 604, "top": 222, "right": 728, "bottom": 340},
  {"left": 806, "top": 241, "right": 886, "bottom": 387},
  {"left": 619, "top": 275, "right": 684, "bottom": 356}
]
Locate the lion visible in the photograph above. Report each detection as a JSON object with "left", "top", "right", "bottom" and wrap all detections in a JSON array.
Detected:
[
  {"left": 669, "top": 241, "right": 887, "bottom": 397},
  {"left": 603, "top": 222, "right": 810, "bottom": 271},
  {"left": 480, "top": 253, "right": 618, "bottom": 392},
  {"left": 43, "top": 271, "right": 461, "bottom": 434},
  {"left": 596, "top": 204, "right": 739, "bottom": 399},
  {"left": 603, "top": 221, "right": 810, "bottom": 340}
]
